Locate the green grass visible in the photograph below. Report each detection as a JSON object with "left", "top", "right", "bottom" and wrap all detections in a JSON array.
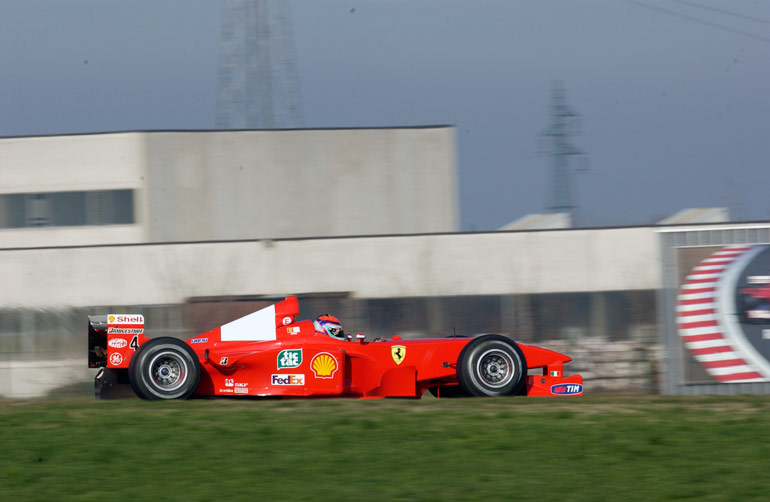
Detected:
[{"left": 1, "top": 394, "right": 769, "bottom": 501}]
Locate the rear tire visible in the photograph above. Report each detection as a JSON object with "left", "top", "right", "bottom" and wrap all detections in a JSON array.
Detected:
[
  {"left": 457, "top": 334, "right": 527, "bottom": 397},
  {"left": 128, "top": 337, "right": 201, "bottom": 400}
]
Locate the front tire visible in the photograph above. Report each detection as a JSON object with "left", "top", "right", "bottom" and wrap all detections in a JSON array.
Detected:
[
  {"left": 457, "top": 334, "right": 527, "bottom": 397},
  {"left": 128, "top": 337, "right": 201, "bottom": 400}
]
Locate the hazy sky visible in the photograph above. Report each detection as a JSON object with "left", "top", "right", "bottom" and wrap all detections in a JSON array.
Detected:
[{"left": 1, "top": 0, "right": 768, "bottom": 231}]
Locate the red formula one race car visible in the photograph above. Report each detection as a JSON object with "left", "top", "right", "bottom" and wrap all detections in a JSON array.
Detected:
[{"left": 88, "top": 296, "right": 583, "bottom": 400}]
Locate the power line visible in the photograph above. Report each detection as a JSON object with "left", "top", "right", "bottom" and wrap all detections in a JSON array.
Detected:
[
  {"left": 671, "top": 0, "right": 770, "bottom": 25},
  {"left": 625, "top": 0, "right": 770, "bottom": 44}
]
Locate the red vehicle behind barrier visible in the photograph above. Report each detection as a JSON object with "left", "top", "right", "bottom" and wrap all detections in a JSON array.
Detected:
[
  {"left": 88, "top": 296, "right": 583, "bottom": 399},
  {"left": 740, "top": 275, "right": 770, "bottom": 323}
]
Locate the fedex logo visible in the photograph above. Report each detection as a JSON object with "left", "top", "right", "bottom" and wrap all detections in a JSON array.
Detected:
[
  {"left": 271, "top": 374, "right": 305, "bottom": 386},
  {"left": 108, "top": 314, "right": 144, "bottom": 325},
  {"left": 551, "top": 384, "right": 583, "bottom": 396}
]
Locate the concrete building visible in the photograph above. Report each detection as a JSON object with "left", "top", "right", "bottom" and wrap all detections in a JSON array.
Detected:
[
  {"left": 658, "top": 207, "right": 729, "bottom": 225},
  {"left": 499, "top": 213, "right": 572, "bottom": 231},
  {"left": 0, "top": 127, "right": 458, "bottom": 248}
]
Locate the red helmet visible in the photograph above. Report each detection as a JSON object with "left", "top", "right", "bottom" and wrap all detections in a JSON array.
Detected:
[{"left": 314, "top": 314, "right": 344, "bottom": 340}]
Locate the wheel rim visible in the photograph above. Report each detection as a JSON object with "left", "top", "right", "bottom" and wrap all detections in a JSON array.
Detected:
[
  {"left": 147, "top": 351, "right": 188, "bottom": 392},
  {"left": 476, "top": 348, "right": 515, "bottom": 388}
]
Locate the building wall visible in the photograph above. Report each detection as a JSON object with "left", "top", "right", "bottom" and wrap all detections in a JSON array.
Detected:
[
  {"left": 0, "top": 133, "right": 146, "bottom": 192},
  {"left": 0, "top": 226, "right": 660, "bottom": 309},
  {"left": 0, "top": 133, "right": 149, "bottom": 247},
  {"left": 1, "top": 127, "right": 457, "bottom": 248},
  {"left": 143, "top": 128, "right": 457, "bottom": 241}
]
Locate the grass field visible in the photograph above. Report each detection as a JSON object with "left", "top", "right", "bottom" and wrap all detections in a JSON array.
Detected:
[{"left": 1, "top": 394, "right": 769, "bottom": 501}]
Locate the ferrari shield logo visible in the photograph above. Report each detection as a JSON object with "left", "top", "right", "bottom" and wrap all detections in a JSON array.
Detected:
[{"left": 391, "top": 345, "right": 406, "bottom": 365}]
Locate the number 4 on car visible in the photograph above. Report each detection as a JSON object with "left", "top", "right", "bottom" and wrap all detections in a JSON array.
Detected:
[{"left": 87, "top": 296, "right": 583, "bottom": 400}]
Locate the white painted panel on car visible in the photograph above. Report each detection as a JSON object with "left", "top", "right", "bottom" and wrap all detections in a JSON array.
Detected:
[{"left": 220, "top": 304, "right": 277, "bottom": 341}]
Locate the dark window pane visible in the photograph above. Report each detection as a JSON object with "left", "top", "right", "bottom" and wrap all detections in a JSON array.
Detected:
[
  {"left": 0, "top": 194, "right": 26, "bottom": 228},
  {"left": 8, "top": 194, "right": 27, "bottom": 228},
  {"left": 51, "top": 192, "right": 87, "bottom": 226},
  {"left": 112, "top": 189, "right": 135, "bottom": 224},
  {"left": 86, "top": 191, "right": 109, "bottom": 225}
]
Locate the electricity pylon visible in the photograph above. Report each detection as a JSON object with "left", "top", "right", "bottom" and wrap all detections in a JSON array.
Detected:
[
  {"left": 216, "top": 0, "right": 303, "bottom": 129},
  {"left": 539, "top": 81, "right": 586, "bottom": 219}
]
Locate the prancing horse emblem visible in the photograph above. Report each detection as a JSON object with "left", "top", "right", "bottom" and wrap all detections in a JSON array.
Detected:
[{"left": 391, "top": 345, "right": 406, "bottom": 365}]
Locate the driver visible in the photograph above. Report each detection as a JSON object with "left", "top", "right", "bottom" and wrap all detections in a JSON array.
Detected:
[{"left": 314, "top": 314, "right": 346, "bottom": 340}]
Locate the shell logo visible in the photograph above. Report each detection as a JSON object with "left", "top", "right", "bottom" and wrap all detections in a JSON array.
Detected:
[
  {"left": 311, "top": 352, "right": 338, "bottom": 379},
  {"left": 108, "top": 315, "right": 115, "bottom": 323}
]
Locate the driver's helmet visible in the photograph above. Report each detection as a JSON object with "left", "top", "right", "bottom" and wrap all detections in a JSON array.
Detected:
[{"left": 314, "top": 314, "right": 345, "bottom": 340}]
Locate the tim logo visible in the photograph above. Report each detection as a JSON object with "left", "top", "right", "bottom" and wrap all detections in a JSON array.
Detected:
[{"left": 551, "top": 384, "right": 583, "bottom": 396}]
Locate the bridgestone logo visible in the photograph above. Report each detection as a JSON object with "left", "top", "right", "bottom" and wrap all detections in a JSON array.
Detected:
[{"left": 107, "top": 327, "right": 144, "bottom": 335}]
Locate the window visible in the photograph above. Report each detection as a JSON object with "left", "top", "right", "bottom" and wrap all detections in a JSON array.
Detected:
[
  {"left": 52, "top": 192, "right": 87, "bottom": 226},
  {"left": 0, "top": 189, "right": 135, "bottom": 229},
  {"left": 0, "top": 194, "right": 26, "bottom": 228}
]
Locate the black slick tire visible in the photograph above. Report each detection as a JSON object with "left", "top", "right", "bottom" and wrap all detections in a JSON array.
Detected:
[
  {"left": 128, "top": 337, "right": 201, "bottom": 400},
  {"left": 456, "top": 334, "right": 527, "bottom": 397}
]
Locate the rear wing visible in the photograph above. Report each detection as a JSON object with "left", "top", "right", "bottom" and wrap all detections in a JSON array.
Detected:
[
  {"left": 88, "top": 314, "right": 147, "bottom": 369},
  {"left": 88, "top": 315, "right": 108, "bottom": 368}
]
